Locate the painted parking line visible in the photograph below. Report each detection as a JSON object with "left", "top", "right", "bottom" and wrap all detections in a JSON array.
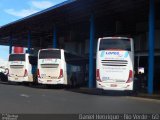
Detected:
[{"left": 20, "top": 94, "right": 30, "bottom": 98}]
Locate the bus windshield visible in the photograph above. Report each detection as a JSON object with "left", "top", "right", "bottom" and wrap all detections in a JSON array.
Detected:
[
  {"left": 39, "top": 50, "right": 61, "bottom": 59},
  {"left": 9, "top": 54, "right": 25, "bottom": 61},
  {"left": 99, "top": 39, "right": 131, "bottom": 51}
]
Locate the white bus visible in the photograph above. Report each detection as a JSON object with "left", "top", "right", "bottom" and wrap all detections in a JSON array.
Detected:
[
  {"left": 96, "top": 37, "right": 134, "bottom": 91},
  {"left": 8, "top": 53, "right": 37, "bottom": 83},
  {"left": 37, "top": 48, "right": 85, "bottom": 86}
]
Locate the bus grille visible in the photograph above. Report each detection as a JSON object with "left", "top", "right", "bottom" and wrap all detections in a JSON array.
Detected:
[
  {"left": 10, "top": 65, "right": 24, "bottom": 68},
  {"left": 101, "top": 60, "right": 128, "bottom": 66},
  {"left": 41, "top": 64, "right": 59, "bottom": 68}
]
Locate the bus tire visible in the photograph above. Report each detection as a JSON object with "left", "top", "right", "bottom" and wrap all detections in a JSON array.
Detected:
[
  {"left": 0, "top": 73, "right": 3, "bottom": 81},
  {"left": 0, "top": 72, "right": 8, "bottom": 82}
]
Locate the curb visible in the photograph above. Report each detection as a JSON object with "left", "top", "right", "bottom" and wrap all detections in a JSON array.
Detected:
[
  {"left": 67, "top": 88, "right": 160, "bottom": 100},
  {"left": 66, "top": 88, "right": 134, "bottom": 96},
  {"left": 135, "top": 94, "right": 160, "bottom": 100}
]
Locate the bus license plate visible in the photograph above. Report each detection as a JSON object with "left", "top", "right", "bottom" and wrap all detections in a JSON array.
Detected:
[
  {"left": 111, "top": 84, "right": 117, "bottom": 87},
  {"left": 47, "top": 80, "right": 52, "bottom": 82},
  {"left": 15, "top": 78, "right": 18, "bottom": 80}
]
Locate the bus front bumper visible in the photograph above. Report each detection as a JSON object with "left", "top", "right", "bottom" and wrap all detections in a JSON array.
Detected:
[
  {"left": 96, "top": 81, "right": 133, "bottom": 91},
  {"left": 8, "top": 76, "right": 30, "bottom": 82},
  {"left": 38, "top": 78, "right": 65, "bottom": 85}
]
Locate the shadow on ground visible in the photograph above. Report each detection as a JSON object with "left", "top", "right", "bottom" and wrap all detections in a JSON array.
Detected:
[{"left": 65, "top": 88, "right": 136, "bottom": 96}]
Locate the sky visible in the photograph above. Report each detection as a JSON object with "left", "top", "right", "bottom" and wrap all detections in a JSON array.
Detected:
[{"left": 0, "top": 0, "right": 66, "bottom": 61}]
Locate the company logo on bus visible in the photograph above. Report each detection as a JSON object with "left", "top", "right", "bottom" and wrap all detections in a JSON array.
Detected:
[
  {"left": 106, "top": 52, "right": 120, "bottom": 55},
  {"left": 100, "top": 51, "right": 129, "bottom": 59},
  {"left": 106, "top": 52, "right": 124, "bottom": 57},
  {"left": 100, "top": 51, "right": 128, "bottom": 58}
]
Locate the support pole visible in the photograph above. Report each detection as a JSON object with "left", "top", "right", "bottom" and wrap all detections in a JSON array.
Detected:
[
  {"left": 148, "top": 0, "right": 155, "bottom": 94},
  {"left": 89, "top": 14, "right": 95, "bottom": 88},
  {"left": 53, "top": 25, "right": 57, "bottom": 48},
  {"left": 9, "top": 35, "right": 12, "bottom": 54},
  {"left": 28, "top": 30, "right": 31, "bottom": 54}
]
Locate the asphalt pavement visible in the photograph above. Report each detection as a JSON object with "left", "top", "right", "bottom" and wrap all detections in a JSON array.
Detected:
[{"left": 0, "top": 83, "right": 160, "bottom": 114}]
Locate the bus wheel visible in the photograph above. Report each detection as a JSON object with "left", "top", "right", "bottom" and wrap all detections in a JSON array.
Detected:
[
  {"left": 23, "top": 82, "right": 29, "bottom": 86},
  {"left": 0, "top": 73, "right": 8, "bottom": 82},
  {"left": 8, "top": 81, "right": 12, "bottom": 85}
]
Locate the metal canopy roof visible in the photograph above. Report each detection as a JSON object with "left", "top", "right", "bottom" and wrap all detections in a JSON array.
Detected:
[{"left": 0, "top": 0, "right": 155, "bottom": 47}]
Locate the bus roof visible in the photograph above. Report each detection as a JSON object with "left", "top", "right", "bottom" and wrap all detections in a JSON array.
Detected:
[
  {"left": 39, "top": 48, "right": 62, "bottom": 51},
  {"left": 100, "top": 37, "right": 132, "bottom": 40}
]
